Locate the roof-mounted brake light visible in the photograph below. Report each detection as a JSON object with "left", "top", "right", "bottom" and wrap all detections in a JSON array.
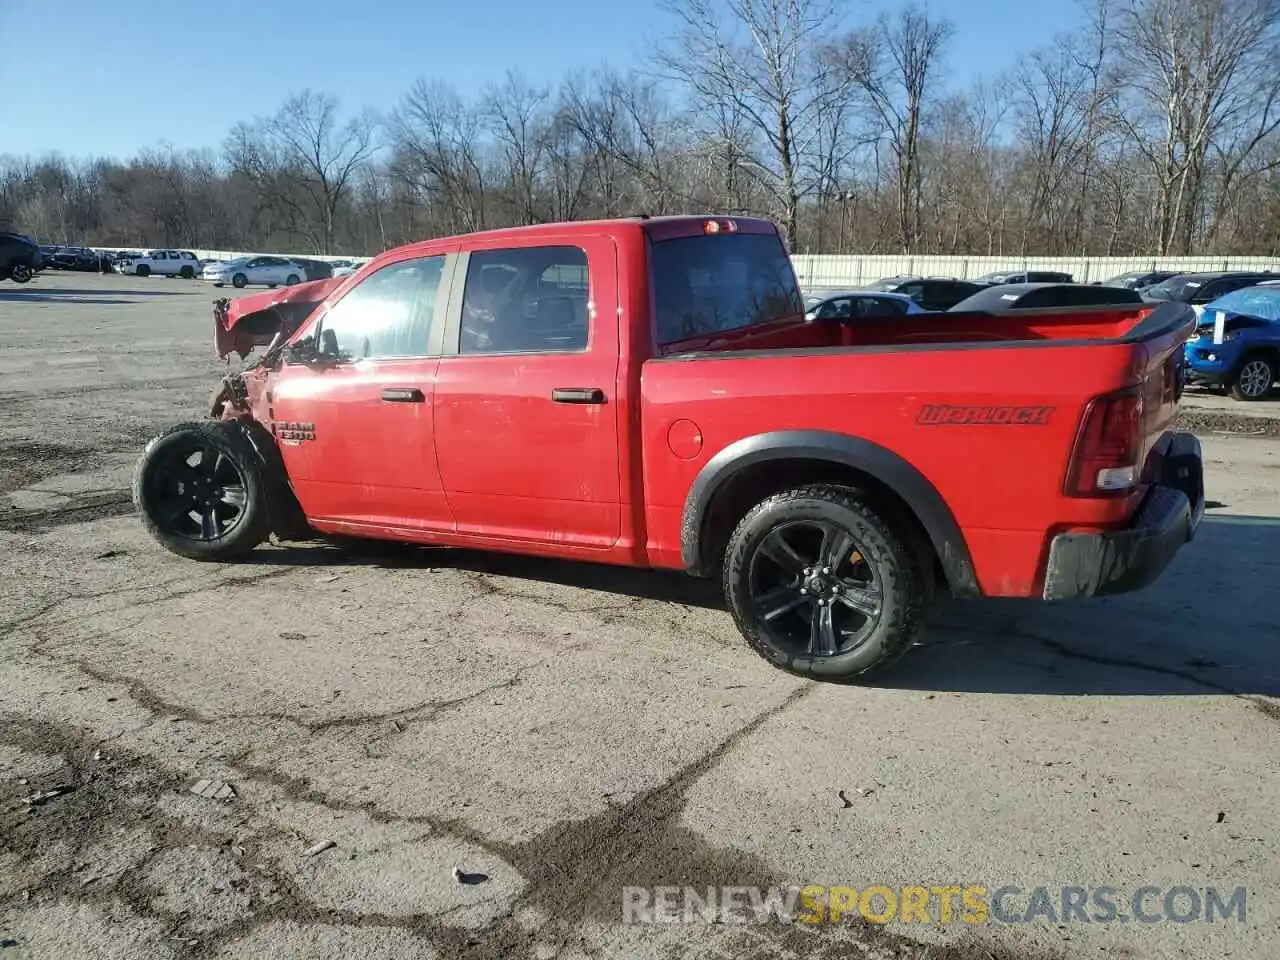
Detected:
[{"left": 703, "top": 219, "right": 738, "bottom": 234}]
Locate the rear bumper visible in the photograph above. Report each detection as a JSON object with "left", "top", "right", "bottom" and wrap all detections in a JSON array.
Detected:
[{"left": 1042, "top": 432, "right": 1204, "bottom": 600}]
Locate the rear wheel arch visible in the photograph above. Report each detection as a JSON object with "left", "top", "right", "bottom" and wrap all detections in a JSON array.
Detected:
[{"left": 680, "top": 431, "right": 979, "bottom": 596}]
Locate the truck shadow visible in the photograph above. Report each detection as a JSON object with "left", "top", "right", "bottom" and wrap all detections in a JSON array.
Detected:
[{"left": 248, "top": 513, "right": 1280, "bottom": 698}]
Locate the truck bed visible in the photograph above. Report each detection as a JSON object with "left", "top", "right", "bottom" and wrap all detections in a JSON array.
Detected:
[{"left": 640, "top": 301, "right": 1196, "bottom": 597}]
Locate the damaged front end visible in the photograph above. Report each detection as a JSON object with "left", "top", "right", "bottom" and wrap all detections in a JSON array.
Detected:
[
  {"left": 213, "top": 277, "right": 342, "bottom": 363},
  {"left": 210, "top": 277, "right": 343, "bottom": 421}
]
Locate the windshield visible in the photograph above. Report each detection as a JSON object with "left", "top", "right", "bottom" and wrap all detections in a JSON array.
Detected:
[
  {"left": 973, "top": 271, "right": 1013, "bottom": 282},
  {"left": 1206, "top": 286, "right": 1280, "bottom": 320},
  {"left": 1143, "top": 277, "right": 1203, "bottom": 301}
]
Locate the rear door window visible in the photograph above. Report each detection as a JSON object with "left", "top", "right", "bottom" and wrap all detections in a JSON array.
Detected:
[
  {"left": 815, "top": 298, "right": 853, "bottom": 319},
  {"left": 864, "top": 296, "right": 911, "bottom": 316},
  {"left": 650, "top": 232, "right": 802, "bottom": 345},
  {"left": 459, "top": 245, "right": 590, "bottom": 354}
]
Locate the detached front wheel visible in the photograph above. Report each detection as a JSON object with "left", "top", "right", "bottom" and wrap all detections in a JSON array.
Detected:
[
  {"left": 722, "top": 484, "right": 928, "bottom": 682},
  {"left": 132, "top": 421, "right": 270, "bottom": 560}
]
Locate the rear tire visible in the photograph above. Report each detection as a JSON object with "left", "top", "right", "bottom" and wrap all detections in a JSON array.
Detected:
[
  {"left": 1229, "top": 355, "right": 1275, "bottom": 401},
  {"left": 132, "top": 421, "right": 271, "bottom": 561},
  {"left": 721, "top": 484, "right": 928, "bottom": 682},
  {"left": 285, "top": 273, "right": 300, "bottom": 286}
]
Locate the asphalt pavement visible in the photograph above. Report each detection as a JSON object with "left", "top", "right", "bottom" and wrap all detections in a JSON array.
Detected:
[{"left": 1, "top": 273, "right": 1277, "bottom": 960}]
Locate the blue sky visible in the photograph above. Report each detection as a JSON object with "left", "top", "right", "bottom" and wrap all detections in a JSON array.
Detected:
[{"left": 0, "top": 0, "right": 1088, "bottom": 160}]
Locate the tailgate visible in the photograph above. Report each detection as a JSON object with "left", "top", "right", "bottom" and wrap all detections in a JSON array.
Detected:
[{"left": 1133, "top": 302, "right": 1197, "bottom": 477}]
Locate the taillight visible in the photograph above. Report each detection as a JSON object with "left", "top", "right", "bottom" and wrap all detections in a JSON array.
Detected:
[{"left": 1064, "top": 387, "right": 1144, "bottom": 497}]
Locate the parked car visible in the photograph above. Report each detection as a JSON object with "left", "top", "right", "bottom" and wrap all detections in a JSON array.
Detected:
[
  {"left": 1141, "top": 271, "right": 1279, "bottom": 315},
  {"left": 201, "top": 255, "right": 307, "bottom": 289},
  {"left": 329, "top": 259, "right": 361, "bottom": 277},
  {"left": 948, "top": 283, "right": 1144, "bottom": 312},
  {"left": 287, "top": 257, "right": 335, "bottom": 283},
  {"left": 803, "top": 290, "right": 926, "bottom": 320},
  {"left": 44, "top": 245, "right": 103, "bottom": 272},
  {"left": 132, "top": 214, "right": 1203, "bottom": 683},
  {"left": 117, "top": 250, "right": 202, "bottom": 278},
  {"left": 0, "top": 231, "right": 41, "bottom": 283},
  {"left": 861, "top": 276, "right": 986, "bottom": 311},
  {"left": 1182, "top": 283, "right": 1280, "bottom": 400},
  {"left": 1095, "top": 270, "right": 1180, "bottom": 291},
  {"left": 972, "top": 270, "right": 1076, "bottom": 285}
]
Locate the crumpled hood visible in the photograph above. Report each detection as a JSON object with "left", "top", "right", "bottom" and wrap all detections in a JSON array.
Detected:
[{"left": 213, "top": 277, "right": 343, "bottom": 360}]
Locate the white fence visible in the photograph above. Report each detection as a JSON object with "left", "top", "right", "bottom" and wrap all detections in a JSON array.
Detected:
[
  {"left": 791, "top": 254, "right": 1280, "bottom": 289},
  {"left": 102, "top": 246, "right": 1280, "bottom": 286}
]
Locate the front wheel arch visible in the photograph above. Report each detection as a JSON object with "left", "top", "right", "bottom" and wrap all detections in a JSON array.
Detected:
[{"left": 681, "top": 431, "right": 977, "bottom": 597}]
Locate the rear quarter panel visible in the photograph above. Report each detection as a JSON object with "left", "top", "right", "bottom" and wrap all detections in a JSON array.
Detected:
[{"left": 641, "top": 343, "right": 1150, "bottom": 596}]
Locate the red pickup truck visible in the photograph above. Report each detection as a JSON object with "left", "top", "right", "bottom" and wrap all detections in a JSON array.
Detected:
[{"left": 134, "top": 216, "right": 1205, "bottom": 681}]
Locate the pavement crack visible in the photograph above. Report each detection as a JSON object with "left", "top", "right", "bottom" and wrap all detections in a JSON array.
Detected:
[
  {"left": 2, "top": 568, "right": 301, "bottom": 642},
  {"left": 310, "top": 673, "right": 524, "bottom": 742}
]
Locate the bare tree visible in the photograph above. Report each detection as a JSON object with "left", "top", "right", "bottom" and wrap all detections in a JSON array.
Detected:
[
  {"left": 652, "top": 0, "right": 848, "bottom": 246},
  {"left": 14, "top": 12, "right": 1280, "bottom": 263},
  {"left": 259, "top": 90, "right": 378, "bottom": 253},
  {"left": 841, "top": 3, "right": 953, "bottom": 253},
  {"left": 391, "top": 80, "right": 489, "bottom": 234},
  {"left": 1104, "top": 0, "right": 1280, "bottom": 253},
  {"left": 483, "top": 70, "right": 550, "bottom": 225}
]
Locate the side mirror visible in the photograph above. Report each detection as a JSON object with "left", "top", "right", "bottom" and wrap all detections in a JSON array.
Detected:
[{"left": 282, "top": 327, "right": 343, "bottom": 366}]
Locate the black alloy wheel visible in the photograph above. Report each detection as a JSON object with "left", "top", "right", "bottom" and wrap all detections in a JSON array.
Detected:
[{"left": 748, "top": 518, "right": 884, "bottom": 657}]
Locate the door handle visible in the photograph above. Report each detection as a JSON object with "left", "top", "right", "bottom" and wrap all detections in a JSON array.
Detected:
[
  {"left": 381, "top": 387, "right": 424, "bottom": 403},
  {"left": 552, "top": 387, "right": 606, "bottom": 404}
]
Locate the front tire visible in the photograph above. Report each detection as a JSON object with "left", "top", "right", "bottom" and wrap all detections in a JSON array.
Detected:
[
  {"left": 10, "top": 263, "right": 33, "bottom": 283},
  {"left": 180, "top": 265, "right": 195, "bottom": 279},
  {"left": 1230, "top": 355, "right": 1275, "bottom": 401},
  {"left": 132, "top": 421, "right": 270, "bottom": 561},
  {"left": 232, "top": 273, "right": 248, "bottom": 288},
  {"left": 722, "top": 484, "right": 928, "bottom": 682},
  {"left": 136, "top": 264, "right": 151, "bottom": 277}
]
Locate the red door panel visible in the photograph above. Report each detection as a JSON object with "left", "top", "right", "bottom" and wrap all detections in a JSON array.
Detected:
[
  {"left": 434, "top": 237, "right": 621, "bottom": 549},
  {"left": 270, "top": 358, "right": 450, "bottom": 531}
]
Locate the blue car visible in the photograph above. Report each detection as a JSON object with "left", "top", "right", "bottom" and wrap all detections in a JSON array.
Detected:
[{"left": 1183, "top": 284, "right": 1280, "bottom": 400}]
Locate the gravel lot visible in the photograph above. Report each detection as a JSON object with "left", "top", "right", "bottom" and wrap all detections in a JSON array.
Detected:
[{"left": 1, "top": 273, "right": 1278, "bottom": 960}]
